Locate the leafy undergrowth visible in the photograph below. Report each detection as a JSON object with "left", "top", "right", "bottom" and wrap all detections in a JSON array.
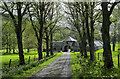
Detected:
[
  {"left": 71, "top": 52, "right": 120, "bottom": 79},
  {"left": 2, "top": 52, "right": 63, "bottom": 79}
]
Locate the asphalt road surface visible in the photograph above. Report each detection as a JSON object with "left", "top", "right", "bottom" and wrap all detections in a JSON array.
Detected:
[{"left": 29, "top": 52, "right": 71, "bottom": 79}]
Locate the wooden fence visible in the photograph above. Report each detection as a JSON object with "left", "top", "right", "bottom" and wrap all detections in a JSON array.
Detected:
[{"left": 8, "top": 54, "right": 47, "bottom": 68}]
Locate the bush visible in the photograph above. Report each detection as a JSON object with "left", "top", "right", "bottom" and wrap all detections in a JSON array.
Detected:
[
  {"left": 22, "top": 65, "right": 32, "bottom": 71},
  {"left": 2, "top": 67, "right": 11, "bottom": 73},
  {"left": 31, "top": 62, "right": 39, "bottom": 67}
]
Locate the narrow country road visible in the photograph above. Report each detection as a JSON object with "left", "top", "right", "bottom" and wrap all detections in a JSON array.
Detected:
[{"left": 29, "top": 52, "right": 71, "bottom": 79}]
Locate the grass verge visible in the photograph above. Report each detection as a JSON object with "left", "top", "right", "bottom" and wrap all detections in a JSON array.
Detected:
[
  {"left": 70, "top": 44, "right": 120, "bottom": 79},
  {"left": 71, "top": 52, "right": 120, "bottom": 79}
]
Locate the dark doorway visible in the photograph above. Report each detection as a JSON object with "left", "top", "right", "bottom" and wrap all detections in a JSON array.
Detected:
[{"left": 63, "top": 45, "right": 70, "bottom": 52}]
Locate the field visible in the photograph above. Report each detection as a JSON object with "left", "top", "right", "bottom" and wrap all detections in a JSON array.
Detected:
[
  {"left": 1, "top": 49, "right": 50, "bottom": 68},
  {"left": 71, "top": 44, "right": 120, "bottom": 78}
]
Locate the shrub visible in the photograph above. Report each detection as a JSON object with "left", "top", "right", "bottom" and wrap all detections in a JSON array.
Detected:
[
  {"left": 22, "top": 65, "right": 32, "bottom": 71},
  {"left": 31, "top": 63, "right": 38, "bottom": 67}
]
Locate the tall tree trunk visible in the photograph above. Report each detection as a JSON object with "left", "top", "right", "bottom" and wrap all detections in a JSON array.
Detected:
[
  {"left": 113, "top": 23, "right": 117, "bottom": 51},
  {"left": 83, "top": 31, "right": 87, "bottom": 58},
  {"left": 82, "top": 20, "right": 87, "bottom": 58},
  {"left": 46, "top": 34, "right": 49, "bottom": 57},
  {"left": 37, "top": 3, "right": 44, "bottom": 60},
  {"left": 13, "top": 48, "right": 15, "bottom": 54},
  {"left": 6, "top": 43, "right": 8, "bottom": 53},
  {"left": 38, "top": 31, "right": 43, "bottom": 60},
  {"left": 2, "top": 2, "right": 27, "bottom": 65},
  {"left": 6, "top": 48, "right": 8, "bottom": 53},
  {"left": 113, "top": 41, "right": 115, "bottom": 51},
  {"left": 28, "top": 6, "right": 43, "bottom": 60},
  {"left": 9, "top": 48, "right": 11, "bottom": 53},
  {"left": 112, "top": 36, "right": 116, "bottom": 51},
  {"left": 38, "top": 35, "right": 43, "bottom": 60},
  {"left": 27, "top": 48, "right": 29, "bottom": 53},
  {"left": 38, "top": 43, "right": 42, "bottom": 60},
  {"left": 84, "top": 3, "right": 89, "bottom": 58},
  {"left": 50, "top": 33, "right": 53, "bottom": 55},
  {"left": 79, "top": 43, "right": 83, "bottom": 56},
  {"left": 16, "top": 30, "right": 25, "bottom": 65},
  {"left": 6, "top": 35, "right": 8, "bottom": 53},
  {"left": 8, "top": 33, "right": 11, "bottom": 53},
  {"left": 15, "top": 20, "right": 25, "bottom": 65},
  {"left": 38, "top": 24, "right": 43, "bottom": 60},
  {"left": 78, "top": 31, "right": 83, "bottom": 56},
  {"left": 85, "top": 3, "right": 94, "bottom": 60},
  {"left": 90, "top": 6, "right": 95, "bottom": 61},
  {"left": 101, "top": 2, "right": 114, "bottom": 68},
  {"left": 15, "top": 2, "right": 25, "bottom": 65}
]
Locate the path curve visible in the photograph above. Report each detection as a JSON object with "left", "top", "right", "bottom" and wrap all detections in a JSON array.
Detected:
[{"left": 29, "top": 52, "right": 71, "bottom": 79}]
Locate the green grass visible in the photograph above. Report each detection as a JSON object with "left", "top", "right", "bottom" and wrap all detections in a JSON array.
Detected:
[
  {"left": 71, "top": 44, "right": 120, "bottom": 78},
  {"left": 2, "top": 52, "right": 63, "bottom": 78},
  {"left": 1, "top": 48, "right": 52, "bottom": 68},
  {"left": 1, "top": 51, "right": 48, "bottom": 67}
]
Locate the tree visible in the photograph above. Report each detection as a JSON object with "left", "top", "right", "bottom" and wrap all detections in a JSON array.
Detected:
[
  {"left": 65, "top": 2, "right": 87, "bottom": 57},
  {"left": 28, "top": 2, "right": 55, "bottom": 60},
  {"left": 1, "top": 2, "right": 30, "bottom": 65},
  {"left": 2, "top": 15, "right": 17, "bottom": 54},
  {"left": 65, "top": 2, "right": 101, "bottom": 60},
  {"left": 85, "top": 2, "right": 101, "bottom": 61},
  {"left": 43, "top": 3, "right": 62, "bottom": 56},
  {"left": 101, "top": 1, "right": 120, "bottom": 68}
]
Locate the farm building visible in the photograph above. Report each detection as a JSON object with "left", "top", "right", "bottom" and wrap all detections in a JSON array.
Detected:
[{"left": 53, "top": 36, "right": 103, "bottom": 52}]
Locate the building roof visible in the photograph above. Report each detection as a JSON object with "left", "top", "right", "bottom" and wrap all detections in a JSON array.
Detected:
[
  {"left": 73, "top": 42, "right": 79, "bottom": 46},
  {"left": 62, "top": 36, "right": 77, "bottom": 42},
  {"left": 94, "top": 41, "right": 103, "bottom": 47},
  {"left": 86, "top": 40, "right": 103, "bottom": 47}
]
